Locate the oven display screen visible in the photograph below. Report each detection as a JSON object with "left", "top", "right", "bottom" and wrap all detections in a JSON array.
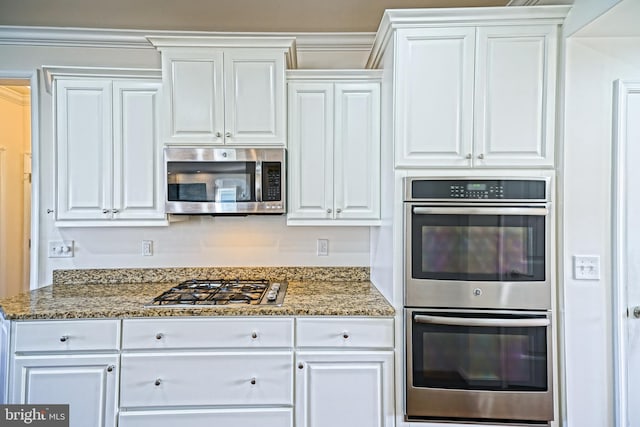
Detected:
[{"left": 466, "top": 183, "right": 487, "bottom": 191}]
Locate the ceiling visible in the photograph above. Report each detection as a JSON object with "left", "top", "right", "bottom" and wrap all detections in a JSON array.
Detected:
[
  {"left": 573, "top": 0, "right": 640, "bottom": 37},
  {"left": 0, "top": 0, "right": 509, "bottom": 33}
]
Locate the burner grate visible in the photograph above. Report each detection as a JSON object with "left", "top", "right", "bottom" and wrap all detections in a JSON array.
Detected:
[{"left": 148, "top": 279, "right": 277, "bottom": 306}]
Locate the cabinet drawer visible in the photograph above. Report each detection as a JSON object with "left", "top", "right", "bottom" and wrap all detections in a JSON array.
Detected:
[
  {"left": 120, "top": 351, "right": 293, "bottom": 407},
  {"left": 13, "top": 320, "right": 120, "bottom": 352},
  {"left": 119, "top": 408, "right": 293, "bottom": 427},
  {"left": 295, "top": 318, "right": 394, "bottom": 349},
  {"left": 122, "top": 317, "right": 293, "bottom": 349}
]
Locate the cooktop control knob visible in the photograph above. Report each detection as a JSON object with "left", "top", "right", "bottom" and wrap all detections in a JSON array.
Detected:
[{"left": 271, "top": 283, "right": 280, "bottom": 291}]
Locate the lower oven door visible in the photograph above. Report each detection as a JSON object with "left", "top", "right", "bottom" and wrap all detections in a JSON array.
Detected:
[{"left": 406, "top": 308, "right": 553, "bottom": 423}]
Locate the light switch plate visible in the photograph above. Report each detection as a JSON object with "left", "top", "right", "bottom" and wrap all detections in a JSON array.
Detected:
[
  {"left": 48, "top": 240, "right": 74, "bottom": 258},
  {"left": 317, "top": 239, "right": 328, "bottom": 256},
  {"left": 573, "top": 255, "right": 600, "bottom": 280}
]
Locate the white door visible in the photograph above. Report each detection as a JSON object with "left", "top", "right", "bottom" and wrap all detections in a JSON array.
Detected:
[
  {"left": 474, "top": 25, "right": 557, "bottom": 168},
  {"left": 112, "top": 81, "right": 164, "bottom": 220},
  {"left": 287, "top": 82, "right": 334, "bottom": 220},
  {"left": 55, "top": 79, "right": 112, "bottom": 220},
  {"left": 334, "top": 82, "right": 380, "bottom": 220},
  {"left": 11, "top": 354, "right": 119, "bottom": 427},
  {"left": 394, "top": 27, "right": 475, "bottom": 168},
  {"left": 613, "top": 80, "right": 640, "bottom": 427},
  {"left": 295, "top": 351, "right": 394, "bottom": 427},
  {"left": 224, "top": 50, "right": 286, "bottom": 145}
]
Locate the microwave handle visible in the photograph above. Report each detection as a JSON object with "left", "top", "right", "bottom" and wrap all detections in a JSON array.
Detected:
[
  {"left": 414, "top": 315, "right": 550, "bottom": 328},
  {"left": 255, "top": 161, "right": 263, "bottom": 202},
  {"left": 412, "top": 207, "right": 548, "bottom": 216}
]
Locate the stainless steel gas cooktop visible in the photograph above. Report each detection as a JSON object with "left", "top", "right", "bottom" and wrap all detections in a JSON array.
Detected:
[{"left": 146, "top": 279, "right": 287, "bottom": 307}]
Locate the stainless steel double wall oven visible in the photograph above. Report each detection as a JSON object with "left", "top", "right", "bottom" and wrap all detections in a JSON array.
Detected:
[{"left": 404, "top": 177, "right": 554, "bottom": 425}]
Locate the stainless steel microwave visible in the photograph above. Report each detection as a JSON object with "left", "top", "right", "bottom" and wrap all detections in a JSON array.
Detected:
[{"left": 164, "top": 147, "right": 285, "bottom": 215}]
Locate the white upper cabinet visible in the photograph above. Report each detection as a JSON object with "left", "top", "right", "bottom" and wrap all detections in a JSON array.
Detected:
[
  {"left": 370, "top": 7, "right": 568, "bottom": 169},
  {"left": 54, "top": 76, "right": 165, "bottom": 226},
  {"left": 287, "top": 72, "right": 381, "bottom": 225},
  {"left": 149, "top": 37, "right": 295, "bottom": 146}
]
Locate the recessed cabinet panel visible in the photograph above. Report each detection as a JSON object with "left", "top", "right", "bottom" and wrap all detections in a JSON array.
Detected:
[
  {"left": 395, "top": 28, "right": 475, "bottom": 167},
  {"left": 12, "top": 355, "right": 118, "bottom": 427},
  {"left": 225, "top": 52, "right": 285, "bottom": 144},
  {"left": 56, "top": 80, "right": 111, "bottom": 220},
  {"left": 168, "top": 53, "right": 224, "bottom": 142},
  {"left": 112, "top": 82, "right": 164, "bottom": 220},
  {"left": 287, "top": 83, "right": 334, "bottom": 219},
  {"left": 474, "top": 26, "right": 556, "bottom": 167},
  {"left": 334, "top": 84, "right": 380, "bottom": 220}
]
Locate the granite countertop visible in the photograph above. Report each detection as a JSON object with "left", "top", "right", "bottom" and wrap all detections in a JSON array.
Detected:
[{"left": 0, "top": 267, "right": 395, "bottom": 320}]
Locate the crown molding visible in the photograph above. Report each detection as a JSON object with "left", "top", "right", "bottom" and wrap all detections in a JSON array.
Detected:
[
  {"left": 41, "top": 66, "right": 161, "bottom": 94},
  {"left": 0, "top": 86, "right": 29, "bottom": 106},
  {"left": 287, "top": 69, "right": 382, "bottom": 81},
  {"left": 0, "top": 25, "right": 374, "bottom": 56}
]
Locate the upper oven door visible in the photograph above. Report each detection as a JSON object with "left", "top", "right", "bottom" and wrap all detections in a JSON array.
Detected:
[{"left": 405, "top": 204, "right": 551, "bottom": 309}]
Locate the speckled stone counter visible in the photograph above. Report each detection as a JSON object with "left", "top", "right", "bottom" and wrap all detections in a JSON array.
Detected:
[{"left": 0, "top": 267, "right": 395, "bottom": 320}]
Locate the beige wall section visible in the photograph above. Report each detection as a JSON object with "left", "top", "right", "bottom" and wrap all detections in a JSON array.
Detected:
[{"left": 0, "top": 87, "right": 30, "bottom": 297}]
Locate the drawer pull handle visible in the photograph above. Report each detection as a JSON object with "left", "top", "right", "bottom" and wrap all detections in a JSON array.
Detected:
[
  {"left": 251, "top": 331, "right": 258, "bottom": 339},
  {"left": 298, "top": 363, "right": 304, "bottom": 369},
  {"left": 342, "top": 332, "right": 349, "bottom": 339},
  {"left": 107, "top": 365, "right": 115, "bottom": 373},
  {"left": 155, "top": 333, "right": 164, "bottom": 340},
  {"left": 60, "top": 335, "right": 69, "bottom": 343},
  {"left": 250, "top": 377, "right": 256, "bottom": 385},
  {"left": 154, "top": 379, "right": 162, "bottom": 386}
]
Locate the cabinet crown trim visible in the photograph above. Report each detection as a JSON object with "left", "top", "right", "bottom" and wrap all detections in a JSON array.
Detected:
[
  {"left": 42, "top": 66, "right": 161, "bottom": 94},
  {"left": 287, "top": 69, "right": 382, "bottom": 81},
  {"left": 366, "top": 5, "right": 570, "bottom": 68}
]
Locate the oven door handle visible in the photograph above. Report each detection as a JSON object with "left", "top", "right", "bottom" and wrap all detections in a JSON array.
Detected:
[
  {"left": 414, "top": 315, "right": 550, "bottom": 327},
  {"left": 412, "top": 207, "right": 548, "bottom": 216}
]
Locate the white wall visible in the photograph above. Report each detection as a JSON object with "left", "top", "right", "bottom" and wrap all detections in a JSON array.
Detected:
[
  {"left": 0, "top": 42, "right": 371, "bottom": 286},
  {"left": 562, "top": 36, "right": 640, "bottom": 427}
]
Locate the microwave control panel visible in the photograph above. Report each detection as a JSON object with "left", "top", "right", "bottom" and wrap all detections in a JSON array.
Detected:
[
  {"left": 262, "top": 162, "right": 282, "bottom": 202},
  {"left": 408, "top": 179, "right": 548, "bottom": 201}
]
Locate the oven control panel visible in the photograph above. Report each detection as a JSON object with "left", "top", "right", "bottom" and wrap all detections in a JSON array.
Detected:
[
  {"left": 407, "top": 179, "right": 548, "bottom": 201},
  {"left": 450, "top": 183, "right": 504, "bottom": 199}
]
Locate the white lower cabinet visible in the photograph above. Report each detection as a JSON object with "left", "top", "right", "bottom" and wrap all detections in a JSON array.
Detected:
[
  {"left": 11, "top": 353, "right": 119, "bottom": 427},
  {"left": 119, "top": 407, "right": 293, "bottom": 427},
  {"left": 295, "top": 317, "right": 395, "bottom": 427}
]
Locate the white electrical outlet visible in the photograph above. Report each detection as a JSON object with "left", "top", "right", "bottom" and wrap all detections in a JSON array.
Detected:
[
  {"left": 142, "top": 240, "right": 153, "bottom": 256},
  {"left": 48, "top": 240, "right": 74, "bottom": 258},
  {"left": 573, "top": 255, "right": 600, "bottom": 280},
  {"left": 317, "top": 239, "right": 329, "bottom": 256}
]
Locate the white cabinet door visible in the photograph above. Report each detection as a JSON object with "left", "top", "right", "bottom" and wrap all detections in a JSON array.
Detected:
[
  {"left": 295, "top": 351, "right": 394, "bottom": 427},
  {"left": 395, "top": 27, "right": 475, "bottom": 167},
  {"left": 334, "top": 83, "right": 380, "bottom": 220},
  {"left": 161, "top": 48, "right": 225, "bottom": 144},
  {"left": 119, "top": 408, "right": 293, "bottom": 427},
  {"left": 112, "top": 81, "right": 164, "bottom": 220},
  {"left": 474, "top": 25, "right": 557, "bottom": 167},
  {"left": 224, "top": 50, "right": 286, "bottom": 145},
  {"left": 287, "top": 82, "right": 334, "bottom": 220},
  {"left": 55, "top": 79, "right": 112, "bottom": 220},
  {"left": 11, "top": 354, "right": 118, "bottom": 427}
]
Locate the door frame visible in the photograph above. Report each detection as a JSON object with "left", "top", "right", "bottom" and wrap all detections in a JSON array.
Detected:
[
  {"left": 612, "top": 79, "right": 640, "bottom": 427},
  {"left": 0, "top": 70, "right": 41, "bottom": 290}
]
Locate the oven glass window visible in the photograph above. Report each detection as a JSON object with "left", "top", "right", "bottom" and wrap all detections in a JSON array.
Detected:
[
  {"left": 167, "top": 161, "right": 256, "bottom": 203},
  {"left": 411, "top": 212, "right": 545, "bottom": 281},
  {"left": 411, "top": 313, "right": 548, "bottom": 391}
]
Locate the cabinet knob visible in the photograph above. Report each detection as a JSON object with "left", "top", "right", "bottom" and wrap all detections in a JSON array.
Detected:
[
  {"left": 342, "top": 331, "right": 349, "bottom": 339},
  {"left": 336, "top": 208, "right": 342, "bottom": 214},
  {"left": 155, "top": 333, "right": 164, "bottom": 340},
  {"left": 225, "top": 132, "right": 232, "bottom": 138},
  {"left": 465, "top": 153, "right": 472, "bottom": 160},
  {"left": 107, "top": 365, "right": 115, "bottom": 373},
  {"left": 154, "top": 379, "right": 162, "bottom": 386},
  {"left": 250, "top": 377, "right": 257, "bottom": 385},
  {"left": 215, "top": 132, "right": 222, "bottom": 138},
  {"left": 298, "top": 363, "right": 304, "bottom": 369},
  {"left": 477, "top": 153, "right": 485, "bottom": 160},
  {"left": 102, "top": 209, "right": 109, "bottom": 214},
  {"left": 326, "top": 208, "right": 332, "bottom": 214},
  {"left": 60, "top": 335, "right": 69, "bottom": 343},
  {"left": 251, "top": 331, "right": 258, "bottom": 339},
  {"left": 112, "top": 209, "right": 119, "bottom": 214},
  {"left": 46, "top": 209, "right": 54, "bottom": 214}
]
